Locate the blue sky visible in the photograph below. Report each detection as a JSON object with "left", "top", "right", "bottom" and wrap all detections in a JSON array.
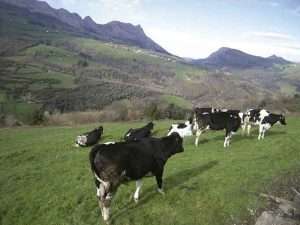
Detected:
[{"left": 43, "top": 0, "right": 300, "bottom": 61}]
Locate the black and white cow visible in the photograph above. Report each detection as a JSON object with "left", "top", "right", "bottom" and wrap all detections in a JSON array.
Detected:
[
  {"left": 193, "top": 111, "right": 241, "bottom": 148},
  {"left": 89, "top": 133, "right": 184, "bottom": 222},
  {"left": 242, "top": 109, "right": 270, "bottom": 136},
  {"left": 167, "top": 118, "right": 193, "bottom": 138},
  {"left": 194, "top": 107, "right": 218, "bottom": 114},
  {"left": 258, "top": 113, "right": 286, "bottom": 140},
  {"left": 124, "top": 122, "right": 154, "bottom": 141},
  {"left": 75, "top": 126, "right": 103, "bottom": 147}
]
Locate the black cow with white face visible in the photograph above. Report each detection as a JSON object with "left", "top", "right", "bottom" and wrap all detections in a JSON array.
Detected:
[
  {"left": 124, "top": 122, "right": 154, "bottom": 141},
  {"left": 75, "top": 126, "right": 103, "bottom": 147},
  {"left": 89, "top": 133, "right": 184, "bottom": 223},
  {"left": 193, "top": 111, "right": 241, "bottom": 148},
  {"left": 258, "top": 113, "right": 286, "bottom": 140}
]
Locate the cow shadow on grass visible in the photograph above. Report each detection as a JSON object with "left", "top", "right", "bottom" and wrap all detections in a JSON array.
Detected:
[{"left": 111, "top": 160, "right": 218, "bottom": 222}]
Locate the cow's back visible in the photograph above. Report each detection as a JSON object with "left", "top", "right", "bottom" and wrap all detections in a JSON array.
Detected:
[{"left": 90, "top": 139, "right": 162, "bottom": 180}]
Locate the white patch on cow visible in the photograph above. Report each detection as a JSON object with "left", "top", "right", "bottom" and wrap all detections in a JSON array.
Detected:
[
  {"left": 134, "top": 180, "right": 142, "bottom": 203},
  {"left": 103, "top": 206, "right": 110, "bottom": 221},
  {"left": 126, "top": 132, "right": 131, "bottom": 137},
  {"left": 76, "top": 135, "right": 87, "bottom": 146},
  {"left": 167, "top": 120, "right": 193, "bottom": 138},
  {"left": 104, "top": 141, "right": 115, "bottom": 145},
  {"left": 259, "top": 109, "right": 270, "bottom": 121}
]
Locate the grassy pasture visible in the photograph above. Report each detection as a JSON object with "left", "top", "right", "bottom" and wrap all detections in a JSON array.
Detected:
[{"left": 0, "top": 118, "right": 300, "bottom": 225}]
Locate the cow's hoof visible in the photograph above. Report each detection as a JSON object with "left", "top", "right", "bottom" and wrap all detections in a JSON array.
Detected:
[{"left": 157, "top": 189, "right": 165, "bottom": 195}]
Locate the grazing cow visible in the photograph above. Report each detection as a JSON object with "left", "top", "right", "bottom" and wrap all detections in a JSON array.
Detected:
[
  {"left": 75, "top": 126, "right": 103, "bottom": 147},
  {"left": 193, "top": 111, "right": 241, "bottom": 148},
  {"left": 242, "top": 109, "right": 270, "bottom": 136},
  {"left": 194, "top": 107, "right": 218, "bottom": 114},
  {"left": 167, "top": 118, "right": 193, "bottom": 138},
  {"left": 124, "top": 122, "right": 154, "bottom": 141},
  {"left": 89, "top": 133, "right": 184, "bottom": 222},
  {"left": 258, "top": 113, "right": 286, "bottom": 140}
]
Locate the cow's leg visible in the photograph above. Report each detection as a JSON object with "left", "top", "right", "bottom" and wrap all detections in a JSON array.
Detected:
[
  {"left": 154, "top": 168, "right": 165, "bottom": 195},
  {"left": 224, "top": 129, "right": 230, "bottom": 148},
  {"left": 241, "top": 123, "right": 246, "bottom": 135},
  {"left": 228, "top": 131, "right": 235, "bottom": 147},
  {"left": 262, "top": 126, "right": 268, "bottom": 139},
  {"left": 133, "top": 179, "right": 143, "bottom": 203},
  {"left": 195, "top": 130, "right": 202, "bottom": 147},
  {"left": 247, "top": 124, "right": 251, "bottom": 136},
  {"left": 224, "top": 136, "right": 228, "bottom": 148},
  {"left": 101, "top": 181, "right": 116, "bottom": 223},
  {"left": 258, "top": 125, "right": 263, "bottom": 140},
  {"left": 102, "top": 192, "right": 113, "bottom": 223},
  {"left": 97, "top": 183, "right": 106, "bottom": 218},
  {"left": 94, "top": 178, "right": 104, "bottom": 217}
]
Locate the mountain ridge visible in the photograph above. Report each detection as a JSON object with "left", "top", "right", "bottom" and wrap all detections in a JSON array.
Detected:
[
  {"left": 0, "top": 0, "right": 169, "bottom": 54},
  {"left": 193, "top": 47, "right": 291, "bottom": 69}
]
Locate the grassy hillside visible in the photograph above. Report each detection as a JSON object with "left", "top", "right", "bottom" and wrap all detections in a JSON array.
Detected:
[
  {"left": 1, "top": 118, "right": 299, "bottom": 225},
  {"left": 1, "top": 1, "right": 300, "bottom": 123}
]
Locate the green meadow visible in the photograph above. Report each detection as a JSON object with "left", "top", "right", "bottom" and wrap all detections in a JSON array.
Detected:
[{"left": 0, "top": 118, "right": 299, "bottom": 225}]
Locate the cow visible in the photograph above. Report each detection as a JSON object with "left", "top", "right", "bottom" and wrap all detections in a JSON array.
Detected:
[
  {"left": 124, "top": 122, "right": 154, "bottom": 141},
  {"left": 258, "top": 113, "right": 286, "bottom": 140},
  {"left": 89, "top": 133, "right": 184, "bottom": 223},
  {"left": 167, "top": 118, "right": 193, "bottom": 138},
  {"left": 193, "top": 111, "right": 241, "bottom": 148},
  {"left": 242, "top": 109, "right": 270, "bottom": 136},
  {"left": 75, "top": 126, "right": 103, "bottom": 147},
  {"left": 194, "top": 107, "right": 218, "bottom": 114}
]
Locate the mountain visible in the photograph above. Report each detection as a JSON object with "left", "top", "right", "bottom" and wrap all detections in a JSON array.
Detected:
[
  {"left": 193, "top": 47, "right": 291, "bottom": 69},
  {"left": 0, "top": 0, "right": 300, "bottom": 124},
  {"left": 0, "top": 0, "right": 169, "bottom": 54}
]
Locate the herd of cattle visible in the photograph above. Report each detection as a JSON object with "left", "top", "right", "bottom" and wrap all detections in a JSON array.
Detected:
[{"left": 74, "top": 107, "right": 286, "bottom": 223}]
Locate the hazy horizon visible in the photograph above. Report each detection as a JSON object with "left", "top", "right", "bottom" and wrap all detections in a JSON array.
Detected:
[{"left": 41, "top": 0, "right": 300, "bottom": 62}]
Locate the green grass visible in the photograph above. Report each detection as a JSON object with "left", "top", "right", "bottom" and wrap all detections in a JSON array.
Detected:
[
  {"left": 22, "top": 44, "right": 80, "bottom": 66},
  {"left": 1, "top": 118, "right": 300, "bottom": 225}
]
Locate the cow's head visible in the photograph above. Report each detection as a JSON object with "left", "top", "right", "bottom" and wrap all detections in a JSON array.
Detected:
[
  {"left": 97, "top": 126, "right": 104, "bottom": 133},
  {"left": 147, "top": 122, "right": 154, "bottom": 130},
  {"left": 169, "top": 132, "right": 184, "bottom": 154},
  {"left": 279, "top": 114, "right": 286, "bottom": 125}
]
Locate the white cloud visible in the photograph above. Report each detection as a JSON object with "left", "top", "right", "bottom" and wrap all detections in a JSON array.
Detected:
[{"left": 242, "top": 31, "right": 296, "bottom": 41}]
